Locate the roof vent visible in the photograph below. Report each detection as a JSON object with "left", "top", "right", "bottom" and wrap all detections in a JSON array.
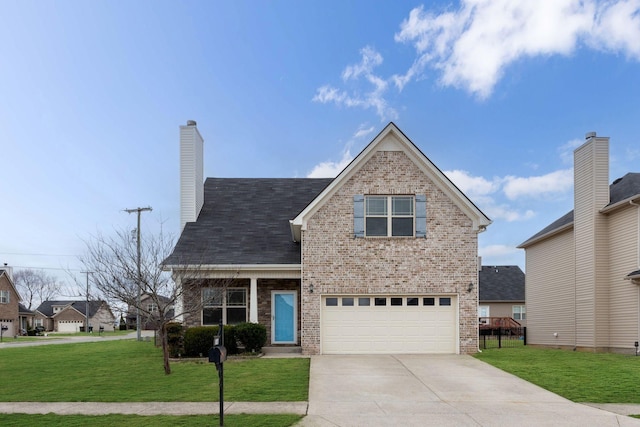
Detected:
[
  {"left": 186, "top": 120, "right": 197, "bottom": 126},
  {"left": 612, "top": 177, "right": 623, "bottom": 185},
  {"left": 585, "top": 131, "right": 596, "bottom": 140}
]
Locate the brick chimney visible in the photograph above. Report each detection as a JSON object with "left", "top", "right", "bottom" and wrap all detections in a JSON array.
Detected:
[
  {"left": 180, "top": 120, "right": 204, "bottom": 231},
  {"left": 573, "top": 131, "right": 609, "bottom": 349}
]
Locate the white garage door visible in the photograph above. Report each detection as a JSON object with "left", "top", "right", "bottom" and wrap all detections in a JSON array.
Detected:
[
  {"left": 321, "top": 295, "right": 457, "bottom": 354},
  {"left": 57, "top": 320, "right": 83, "bottom": 333}
]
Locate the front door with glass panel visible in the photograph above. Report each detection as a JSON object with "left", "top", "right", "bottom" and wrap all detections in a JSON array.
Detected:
[{"left": 272, "top": 291, "right": 297, "bottom": 344}]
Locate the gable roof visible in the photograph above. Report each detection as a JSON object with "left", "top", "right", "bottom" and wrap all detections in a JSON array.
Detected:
[
  {"left": 519, "top": 172, "right": 640, "bottom": 248},
  {"left": 164, "top": 178, "right": 333, "bottom": 267},
  {"left": 36, "top": 300, "right": 108, "bottom": 319},
  {"left": 290, "top": 122, "right": 491, "bottom": 241},
  {"left": 0, "top": 268, "right": 22, "bottom": 302},
  {"left": 479, "top": 265, "right": 525, "bottom": 301},
  {"left": 18, "top": 303, "right": 34, "bottom": 315}
]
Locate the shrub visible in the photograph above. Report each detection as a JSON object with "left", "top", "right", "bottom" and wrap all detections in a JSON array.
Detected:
[
  {"left": 165, "top": 322, "right": 184, "bottom": 357},
  {"left": 234, "top": 322, "right": 267, "bottom": 353},
  {"left": 183, "top": 325, "right": 238, "bottom": 357}
]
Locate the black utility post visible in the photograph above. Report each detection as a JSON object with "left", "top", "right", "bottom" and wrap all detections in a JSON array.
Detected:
[{"left": 209, "top": 320, "right": 227, "bottom": 426}]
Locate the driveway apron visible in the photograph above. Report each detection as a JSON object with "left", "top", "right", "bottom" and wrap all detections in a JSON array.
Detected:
[{"left": 297, "top": 354, "right": 640, "bottom": 427}]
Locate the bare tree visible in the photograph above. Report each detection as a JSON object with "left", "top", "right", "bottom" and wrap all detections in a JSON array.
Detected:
[
  {"left": 79, "top": 228, "right": 233, "bottom": 375},
  {"left": 13, "top": 269, "right": 61, "bottom": 310}
]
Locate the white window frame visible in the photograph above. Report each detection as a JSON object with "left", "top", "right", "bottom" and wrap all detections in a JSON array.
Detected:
[
  {"left": 513, "top": 305, "right": 526, "bottom": 320},
  {"left": 147, "top": 303, "right": 158, "bottom": 313},
  {"left": 365, "top": 195, "right": 415, "bottom": 237},
  {"left": 0, "top": 290, "right": 9, "bottom": 304},
  {"left": 202, "top": 287, "right": 247, "bottom": 325}
]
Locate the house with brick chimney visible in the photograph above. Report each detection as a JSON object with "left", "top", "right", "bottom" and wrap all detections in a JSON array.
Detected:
[
  {"left": 164, "top": 121, "right": 491, "bottom": 355},
  {"left": 519, "top": 132, "right": 640, "bottom": 354}
]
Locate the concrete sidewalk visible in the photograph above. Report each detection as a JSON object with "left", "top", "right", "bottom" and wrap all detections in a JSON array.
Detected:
[{"left": 0, "top": 401, "right": 308, "bottom": 416}]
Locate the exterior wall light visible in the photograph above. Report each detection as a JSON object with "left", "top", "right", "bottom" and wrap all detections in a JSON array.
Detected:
[{"left": 309, "top": 284, "right": 314, "bottom": 293}]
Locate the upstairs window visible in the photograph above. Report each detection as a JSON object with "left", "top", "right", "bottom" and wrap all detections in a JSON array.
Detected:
[
  {"left": 0, "top": 290, "right": 9, "bottom": 304},
  {"left": 365, "top": 196, "right": 414, "bottom": 237},
  {"left": 147, "top": 303, "right": 158, "bottom": 313}
]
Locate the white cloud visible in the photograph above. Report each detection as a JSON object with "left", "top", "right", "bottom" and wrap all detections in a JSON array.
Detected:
[
  {"left": 312, "top": 46, "right": 398, "bottom": 120},
  {"left": 503, "top": 169, "right": 573, "bottom": 199},
  {"left": 558, "top": 138, "right": 584, "bottom": 164},
  {"left": 480, "top": 244, "right": 520, "bottom": 258},
  {"left": 306, "top": 149, "right": 354, "bottom": 178},
  {"left": 342, "top": 46, "right": 383, "bottom": 81},
  {"left": 590, "top": 0, "right": 640, "bottom": 58},
  {"left": 394, "top": 0, "right": 640, "bottom": 98},
  {"left": 353, "top": 125, "right": 375, "bottom": 139},
  {"left": 445, "top": 169, "right": 501, "bottom": 197},
  {"left": 445, "top": 169, "right": 537, "bottom": 222}
]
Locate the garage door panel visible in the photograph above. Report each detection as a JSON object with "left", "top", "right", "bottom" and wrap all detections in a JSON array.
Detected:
[{"left": 322, "top": 295, "right": 457, "bottom": 354}]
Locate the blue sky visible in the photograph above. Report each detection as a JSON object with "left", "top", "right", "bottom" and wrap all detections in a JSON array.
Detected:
[{"left": 1, "top": 0, "right": 640, "bottom": 288}]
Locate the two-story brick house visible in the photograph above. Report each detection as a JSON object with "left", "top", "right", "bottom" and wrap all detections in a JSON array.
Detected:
[
  {"left": 0, "top": 267, "right": 21, "bottom": 337},
  {"left": 164, "top": 121, "right": 491, "bottom": 355}
]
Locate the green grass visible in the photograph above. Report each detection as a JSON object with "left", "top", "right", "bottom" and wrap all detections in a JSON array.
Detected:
[
  {"left": 0, "top": 340, "right": 309, "bottom": 402},
  {"left": 475, "top": 347, "right": 640, "bottom": 403},
  {"left": 0, "top": 414, "right": 302, "bottom": 426}
]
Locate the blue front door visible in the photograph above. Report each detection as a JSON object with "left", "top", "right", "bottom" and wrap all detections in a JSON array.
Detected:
[{"left": 273, "top": 291, "right": 296, "bottom": 343}]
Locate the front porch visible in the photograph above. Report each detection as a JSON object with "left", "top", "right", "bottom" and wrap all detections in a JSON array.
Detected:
[{"left": 181, "top": 273, "right": 302, "bottom": 348}]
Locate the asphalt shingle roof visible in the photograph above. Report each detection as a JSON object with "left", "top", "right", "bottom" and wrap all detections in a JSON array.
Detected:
[
  {"left": 165, "top": 178, "right": 333, "bottom": 266},
  {"left": 35, "top": 300, "right": 105, "bottom": 318},
  {"left": 520, "top": 173, "right": 640, "bottom": 247},
  {"left": 479, "top": 265, "right": 525, "bottom": 301}
]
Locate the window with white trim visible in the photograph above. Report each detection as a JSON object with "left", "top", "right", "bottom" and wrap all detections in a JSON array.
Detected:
[
  {"left": 203, "top": 288, "right": 247, "bottom": 325},
  {"left": 365, "top": 196, "right": 414, "bottom": 237},
  {"left": 147, "top": 303, "right": 158, "bottom": 313},
  {"left": 513, "top": 305, "right": 526, "bottom": 320},
  {"left": 0, "top": 290, "right": 9, "bottom": 304}
]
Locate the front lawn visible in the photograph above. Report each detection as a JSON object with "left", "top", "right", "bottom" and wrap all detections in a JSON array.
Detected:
[
  {"left": 475, "top": 347, "right": 640, "bottom": 403},
  {"left": 0, "top": 340, "right": 309, "bottom": 402},
  {"left": 0, "top": 414, "right": 302, "bottom": 427}
]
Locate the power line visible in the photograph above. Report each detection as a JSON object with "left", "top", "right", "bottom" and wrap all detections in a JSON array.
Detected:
[
  {"left": 7, "top": 265, "right": 83, "bottom": 272},
  {"left": 0, "top": 252, "right": 78, "bottom": 257}
]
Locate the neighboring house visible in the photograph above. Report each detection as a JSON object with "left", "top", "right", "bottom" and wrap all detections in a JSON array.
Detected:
[
  {"left": 519, "top": 132, "right": 640, "bottom": 353},
  {"left": 0, "top": 267, "right": 21, "bottom": 337},
  {"left": 125, "top": 293, "right": 175, "bottom": 330},
  {"left": 164, "top": 121, "right": 491, "bottom": 355},
  {"left": 35, "top": 300, "right": 116, "bottom": 332},
  {"left": 18, "top": 303, "right": 35, "bottom": 334},
  {"left": 478, "top": 265, "right": 526, "bottom": 327}
]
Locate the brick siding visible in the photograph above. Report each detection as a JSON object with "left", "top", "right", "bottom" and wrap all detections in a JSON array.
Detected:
[{"left": 301, "top": 151, "right": 479, "bottom": 355}]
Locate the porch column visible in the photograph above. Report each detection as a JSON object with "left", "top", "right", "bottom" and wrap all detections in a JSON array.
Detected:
[
  {"left": 250, "top": 277, "right": 258, "bottom": 323},
  {"left": 173, "top": 275, "right": 184, "bottom": 323}
]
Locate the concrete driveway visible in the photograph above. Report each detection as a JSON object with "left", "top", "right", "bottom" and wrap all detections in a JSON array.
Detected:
[{"left": 297, "top": 354, "right": 640, "bottom": 427}]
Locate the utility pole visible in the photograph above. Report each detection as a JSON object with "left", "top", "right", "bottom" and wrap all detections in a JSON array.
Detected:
[
  {"left": 81, "top": 271, "right": 92, "bottom": 333},
  {"left": 124, "top": 206, "right": 152, "bottom": 341}
]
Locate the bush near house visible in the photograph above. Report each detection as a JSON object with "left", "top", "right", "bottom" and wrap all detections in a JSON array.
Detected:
[
  {"left": 234, "top": 322, "right": 267, "bottom": 353},
  {"left": 183, "top": 325, "right": 237, "bottom": 357},
  {"left": 165, "top": 322, "right": 184, "bottom": 357}
]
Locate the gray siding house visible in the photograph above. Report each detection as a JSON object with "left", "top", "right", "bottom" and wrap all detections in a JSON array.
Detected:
[{"left": 165, "top": 121, "right": 491, "bottom": 355}]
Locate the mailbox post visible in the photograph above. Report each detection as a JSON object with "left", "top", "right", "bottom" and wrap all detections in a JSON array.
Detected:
[
  {"left": 208, "top": 320, "right": 227, "bottom": 426},
  {"left": 0, "top": 325, "right": 7, "bottom": 342}
]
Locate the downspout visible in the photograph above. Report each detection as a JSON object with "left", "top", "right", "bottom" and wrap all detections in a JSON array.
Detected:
[{"left": 631, "top": 200, "right": 640, "bottom": 345}]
